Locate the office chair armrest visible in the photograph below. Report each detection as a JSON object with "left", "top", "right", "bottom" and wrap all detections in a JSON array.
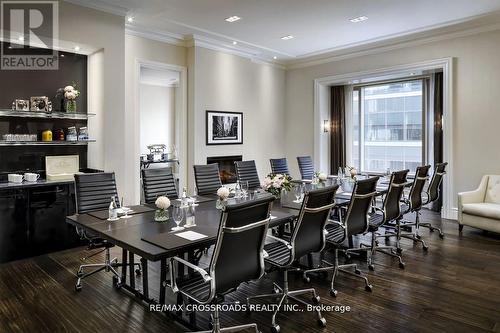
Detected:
[
  {"left": 371, "top": 205, "right": 385, "bottom": 219},
  {"left": 170, "top": 256, "right": 212, "bottom": 283},
  {"left": 266, "top": 234, "right": 293, "bottom": 249}
]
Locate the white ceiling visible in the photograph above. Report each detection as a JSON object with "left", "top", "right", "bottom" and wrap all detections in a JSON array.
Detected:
[
  {"left": 140, "top": 67, "right": 179, "bottom": 87},
  {"left": 68, "top": 0, "right": 500, "bottom": 63}
]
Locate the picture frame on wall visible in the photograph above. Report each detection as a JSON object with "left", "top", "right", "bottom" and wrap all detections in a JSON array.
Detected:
[{"left": 206, "top": 110, "right": 243, "bottom": 145}]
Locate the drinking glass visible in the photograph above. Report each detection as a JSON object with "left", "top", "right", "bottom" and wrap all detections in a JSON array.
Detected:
[
  {"left": 294, "top": 184, "right": 304, "bottom": 203},
  {"left": 240, "top": 180, "right": 249, "bottom": 198},
  {"left": 172, "top": 206, "right": 185, "bottom": 231},
  {"left": 120, "top": 197, "right": 132, "bottom": 218}
]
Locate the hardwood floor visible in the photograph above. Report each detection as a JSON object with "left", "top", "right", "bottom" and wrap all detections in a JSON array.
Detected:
[{"left": 1, "top": 210, "right": 500, "bottom": 333}]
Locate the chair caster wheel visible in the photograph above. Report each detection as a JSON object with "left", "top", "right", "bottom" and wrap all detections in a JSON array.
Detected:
[
  {"left": 112, "top": 276, "right": 122, "bottom": 289},
  {"left": 399, "top": 262, "right": 405, "bottom": 269},
  {"left": 330, "top": 289, "right": 337, "bottom": 297},
  {"left": 429, "top": 228, "right": 434, "bottom": 232},
  {"left": 423, "top": 245, "right": 429, "bottom": 251},
  {"left": 318, "top": 317, "right": 327, "bottom": 327},
  {"left": 355, "top": 268, "right": 361, "bottom": 275},
  {"left": 271, "top": 324, "right": 280, "bottom": 333},
  {"left": 345, "top": 254, "right": 352, "bottom": 261},
  {"left": 416, "top": 235, "right": 422, "bottom": 239},
  {"left": 303, "top": 275, "right": 311, "bottom": 283},
  {"left": 75, "top": 283, "right": 82, "bottom": 292},
  {"left": 368, "top": 264, "right": 375, "bottom": 271},
  {"left": 76, "top": 270, "right": 83, "bottom": 277},
  {"left": 439, "top": 233, "right": 444, "bottom": 239},
  {"left": 135, "top": 268, "right": 142, "bottom": 276},
  {"left": 312, "top": 295, "right": 320, "bottom": 304},
  {"left": 396, "top": 247, "right": 403, "bottom": 254},
  {"left": 365, "top": 284, "right": 373, "bottom": 292},
  {"left": 273, "top": 287, "right": 281, "bottom": 294}
]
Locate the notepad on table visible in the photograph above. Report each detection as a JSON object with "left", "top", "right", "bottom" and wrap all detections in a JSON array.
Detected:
[{"left": 174, "top": 231, "right": 208, "bottom": 241}]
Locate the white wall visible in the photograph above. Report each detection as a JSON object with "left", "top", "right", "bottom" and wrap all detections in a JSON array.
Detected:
[
  {"left": 189, "top": 47, "right": 287, "bottom": 187},
  {"left": 139, "top": 84, "right": 175, "bottom": 155},
  {"left": 285, "top": 28, "right": 500, "bottom": 214}
]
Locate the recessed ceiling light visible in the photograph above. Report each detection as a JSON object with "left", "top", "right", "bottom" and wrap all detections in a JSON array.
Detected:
[
  {"left": 127, "top": 16, "right": 134, "bottom": 23},
  {"left": 232, "top": 41, "right": 238, "bottom": 45},
  {"left": 7, "top": 45, "right": 12, "bottom": 49},
  {"left": 60, "top": 54, "right": 65, "bottom": 57},
  {"left": 280, "top": 35, "right": 294, "bottom": 40},
  {"left": 18, "top": 36, "right": 24, "bottom": 41},
  {"left": 273, "top": 56, "right": 277, "bottom": 60},
  {"left": 349, "top": 16, "right": 368, "bottom": 23},
  {"left": 410, "top": 72, "right": 416, "bottom": 76},
  {"left": 225, "top": 16, "right": 241, "bottom": 23},
  {"left": 74, "top": 46, "right": 80, "bottom": 51}
]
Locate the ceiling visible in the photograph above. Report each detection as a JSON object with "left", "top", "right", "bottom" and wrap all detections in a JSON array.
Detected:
[{"left": 67, "top": 0, "right": 500, "bottom": 64}]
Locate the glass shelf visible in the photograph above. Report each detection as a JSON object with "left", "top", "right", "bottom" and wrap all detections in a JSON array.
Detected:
[
  {"left": 0, "top": 140, "right": 96, "bottom": 146},
  {"left": 0, "top": 109, "right": 95, "bottom": 120}
]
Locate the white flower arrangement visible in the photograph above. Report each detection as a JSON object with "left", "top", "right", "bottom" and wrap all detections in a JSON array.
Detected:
[
  {"left": 155, "top": 196, "right": 171, "bottom": 210},
  {"left": 64, "top": 85, "right": 80, "bottom": 100},
  {"left": 261, "top": 173, "right": 292, "bottom": 197},
  {"left": 318, "top": 172, "right": 328, "bottom": 181},
  {"left": 217, "top": 186, "right": 230, "bottom": 200}
]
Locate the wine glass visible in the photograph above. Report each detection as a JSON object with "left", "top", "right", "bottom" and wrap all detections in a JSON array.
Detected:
[
  {"left": 234, "top": 181, "right": 241, "bottom": 198},
  {"left": 294, "top": 184, "right": 304, "bottom": 203},
  {"left": 241, "top": 180, "right": 249, "bottom": 198},
  {"left": 171, "top": 206, "right": 184, "bottom": 231},
  {"left": 120, "top": 197, "right": 132, "bottom": 219}
]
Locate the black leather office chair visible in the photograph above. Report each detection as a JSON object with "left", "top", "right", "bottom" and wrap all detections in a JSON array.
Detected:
[
  {"left": 270, "top": 158, "right": 290, "bottom": 175},
  {"left": 193, "top": 164, "right": 222, "bottom": 195},
  {"left": 74, "top": 172, "right": 141, "bottom": 291},
  {"left": 419, "top": 162, "right": 447, "bottom": 238},
  {"left": 169, "top": 196, "right": 274, "bottom": 333},
  {"left": 141, "top": 167, "right": 178, "bottom": 203},
  {"left": 362, "top": 170, "right": 411, "bottom": 270},
  {"left": 297, "top": 156, "right": 314, "bottom": 180},
  {"left": 303, "top": 177, "right": 378, "bottom": 297},
  {"left": 247, "top": 186, "right": 337, "bottom": 333},
  {"left": 234, "top": 160, "right": 261, "bottom": 189},
  {"left": 398, "top": 165, "right": 432, "bottom": 250}
]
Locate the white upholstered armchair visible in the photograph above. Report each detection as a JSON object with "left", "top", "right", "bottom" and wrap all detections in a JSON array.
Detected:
[{"left": 458, "top": 175, "right": 500, "bottom": 233}]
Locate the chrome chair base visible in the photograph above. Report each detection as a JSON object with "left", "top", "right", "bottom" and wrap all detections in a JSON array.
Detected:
[
  {"left": 247, "top": 270, "right": 326, "bottom": 333},
  {"left": 303, "top": 249, "right": 372, "bottom": 297},
  {"left": 196, "top": 306, "right": 260, "bottom": 333},
  {"left": 75, "top": 248, "right": 142, "bottom": 291}
]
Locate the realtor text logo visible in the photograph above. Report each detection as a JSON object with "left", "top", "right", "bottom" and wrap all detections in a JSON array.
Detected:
[{"left": 1, "top": 1, "right": 58, "bottom": 70}]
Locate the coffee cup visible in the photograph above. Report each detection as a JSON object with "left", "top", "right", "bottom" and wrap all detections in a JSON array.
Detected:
[
  {"left": 8, "top": 174, "right": 24, "bottom": 183},
  {"left": 24, "top": 173, "right": 40, "bottom": 182}
]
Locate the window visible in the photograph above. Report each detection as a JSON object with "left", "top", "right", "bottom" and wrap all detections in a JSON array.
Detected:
[{"left": 351, "top": 80, "right": 424, "bottom": 173}]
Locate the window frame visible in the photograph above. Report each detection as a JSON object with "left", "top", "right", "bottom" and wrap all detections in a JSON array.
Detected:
[{"left": 350, "top": 77, "right": 428, "bottom": 174}]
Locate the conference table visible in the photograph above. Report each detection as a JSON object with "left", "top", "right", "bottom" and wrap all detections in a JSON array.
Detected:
[{"left": 65, "top": 176, "right": 396, "bottom": 328}]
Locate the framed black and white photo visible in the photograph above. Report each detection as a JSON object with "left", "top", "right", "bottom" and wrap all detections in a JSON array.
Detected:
[{"left": 206, "top": 111, "right": 243, "bottom": 145}]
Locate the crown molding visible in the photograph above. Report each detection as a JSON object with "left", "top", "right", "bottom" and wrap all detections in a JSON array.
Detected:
[
  {"left": 287, "top": 21, "right": 500, "bottom": 70},
  {"left": 125, "top": 24, "right": 186, "bottom": 47},
  {"left": 63, "top": 0, "right": 129, "bottom": 17},
  {"left": 188, "top": 34, "right": 285, "bottom": 69}
]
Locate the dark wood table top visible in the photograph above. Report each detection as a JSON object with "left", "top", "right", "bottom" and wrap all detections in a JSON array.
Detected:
[{"left": 66, "top": 198, "right": 296, "bottom": 261}]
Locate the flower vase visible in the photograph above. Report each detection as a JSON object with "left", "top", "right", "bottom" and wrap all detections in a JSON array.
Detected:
[
  {"left": 216, "top": 198, "right": 226, "bottom": 210},
  {"left": 66, "top": 100, "right": 76, "bottom": 113},
  {"left": 154, "top": 209, "right": 169, "bottom": 222}
]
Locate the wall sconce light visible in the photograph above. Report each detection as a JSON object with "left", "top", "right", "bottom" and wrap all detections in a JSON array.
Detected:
[{"left": 323, "top": 120, "right": 331, "bottom": 133}]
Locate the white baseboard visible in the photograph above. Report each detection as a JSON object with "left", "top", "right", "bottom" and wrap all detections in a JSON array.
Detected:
[{"left": 442, "top": 207, "right": 458, "bottom": 221}]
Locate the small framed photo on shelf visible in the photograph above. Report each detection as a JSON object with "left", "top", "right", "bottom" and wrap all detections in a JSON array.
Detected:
[
  {"left": 14, "top": 99, "right": 29, "bottom": 111},
  {"left": 206, "top": 110, "right": 243, "bottom": 145},
  {"left": 30, "top": 96, "right": 50, "bottom": 112}
]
